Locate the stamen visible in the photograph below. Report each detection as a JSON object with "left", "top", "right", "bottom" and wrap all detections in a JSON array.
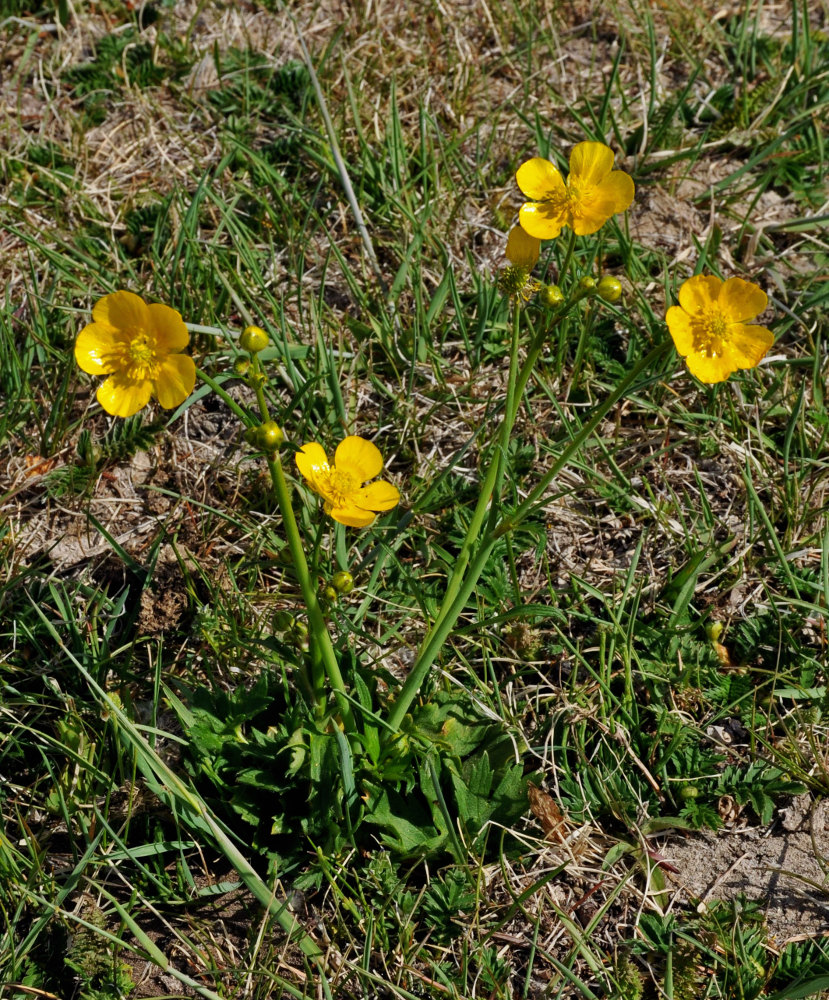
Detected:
[
  {"left": 124, "top": 330, "right": 161, "bottom": 380},
  {"left": 692, "top": 308, "right": 730, "bottom": 358},
  {"left": 567, "top": 178, "right": 596, "bottom": 219},
  {"left": 320, "top": 468, "right": 358, "bottom": 506}
]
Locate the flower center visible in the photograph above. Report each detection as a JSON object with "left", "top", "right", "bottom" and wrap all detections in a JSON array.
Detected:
[
  {"left": 114, "top": 329, "right": 162, "bottom": 380},
  {"left": 497, "top": 265, "right": 539, "bottom": 301},
  {"left": 692, "top": 308, "right": 730, "bottom": 358},
  {"left": 319, "top": 467, "right": 358, "bottom": 506},
  {"left": 566, "top": 177, "right": 596, "bottom": 219}
]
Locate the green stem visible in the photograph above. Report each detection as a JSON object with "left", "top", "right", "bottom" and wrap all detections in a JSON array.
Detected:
[
  {"left": 421, "top": 312, "right": 522, "bottom": 631},
  {"left": 386, "top": 306, "right": 525, "bottom": 731},
  {"left": 568, "top": 299, "right": 595, "bottom": 391},
  {"left": 268, "top": 453, "right": 350, "bottom": 722},
  {"left": 557, "top": 230, "right": 577, "bottom": 284},
  {"left": 492, "top": 305, "right": 522, "bottom": 502},
  {"left": 196, "top": 368, "right": 252, "bottom": 425},
  {"left": 387, "top": 338, "right": 671, "bottom": 731},
  {"left": 437, "top": 234, "right": 591, "bottom": 617},
  {"left": 495, "top": 340, "right": 672, "bottom": 536},
  {"left": 248, "top": 356, "right": 354, "bottom": 729}
]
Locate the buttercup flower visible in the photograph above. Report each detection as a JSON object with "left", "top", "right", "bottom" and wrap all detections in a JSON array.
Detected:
[
  {"left": 666, "top": 274, "right": 774, "bottom": 383},
  {"left": 295, "top": 436, "right": 400, "bottom": 528},
  {"left": 75, "top": 291, "right": 196, "bottom": 417},
  {"left": 517, "top": 142, "right": 635, "bottom": 240},
  {"left": 498, "top": 226, "right": 542, "bottom": 301}
]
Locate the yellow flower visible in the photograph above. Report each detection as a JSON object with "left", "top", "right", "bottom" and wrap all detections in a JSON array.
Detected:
[
  {"left": 295, "top": 436, "right": 400, "bottom": 528},
  {"left": 666, "top": 274, "right": 774, "bottom": 383},
  {"left": 516, "top": 141, "right": 635, "bottom": 240},
  {"left": 75, "top": 291, "right": 196, "bottom": 417}
]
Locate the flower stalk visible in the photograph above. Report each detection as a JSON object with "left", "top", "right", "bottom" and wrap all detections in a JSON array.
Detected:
[
  {"left": 387, "top": 330, "right": 670, "bottom": 732},
  {"left": 247, "top": 353, "right": 355, "bottom": 728}
]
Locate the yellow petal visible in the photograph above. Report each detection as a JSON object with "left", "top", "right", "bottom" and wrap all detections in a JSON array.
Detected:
[
  {"left": 92, "top": 290, "right": 151, "bottom": 332},
  {"left": 96, "top": 372, "right": 153, "bottom": 417},
  {"left": 328, "top": 503, "right": 377, "bottom": 528},
  {"left": 571, "top": 203, "right": 613, "bottom": 236},
  {"left": 75, "top": 322, "right": 123, "bottom": 374},
  {"left": 147, "top": 303, "right": 190, "bottom": 351},
  {"left": 519, "top": 201, "right": 566, "bottom": 240},
  {"left": 568, "top": 141, "right": 615, "bottom": 184},
  {"left": 665, "top": 305, "right": 696, "bottom": 356},
  {"left": 154, "top": 354, "right": 196, "bottom": 409},
  {"left": 571, "top": 172, "right": 634, "bottom": 234},
  {"left": 334, "top": 436, "right": 383, "bottom": 483},
  {"left": 718, "top": 278, "right": 768, "bottom": 323},
  {"left": 515, "top": 157, "right": 566, "bottom": 201},
  {"left": 683, "top": 351, "right": 734, "bottom": 384},
  {"left": 678, "top": 275, "right": 723, "bottom": 316},
  {"left": 505, "top": 226, "right": 540, "bottom": 267},
  {"left": 296, "top": 443, "right": 330, "bottom": 484},
  {"left": 725, "top": 323, "right": 774, "bottom": 369},
  {"left": 593, "top": 170, "right": 635, "bottom": 215},
  {"left": 354, "top": 480, "right": 400, "bottom": 512}
]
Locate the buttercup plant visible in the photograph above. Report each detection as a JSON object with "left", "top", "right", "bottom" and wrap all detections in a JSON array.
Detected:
[
  {"left": 72, "top": 139, "right": 776, "bottom": 733},
  {"left": 71, "top": 136, "right": 776, "bottom": 880}
]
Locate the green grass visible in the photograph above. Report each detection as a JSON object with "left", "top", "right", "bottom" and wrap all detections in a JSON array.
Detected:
[{"left": 1, "top": 1, "right": 828, "bottom": 998}]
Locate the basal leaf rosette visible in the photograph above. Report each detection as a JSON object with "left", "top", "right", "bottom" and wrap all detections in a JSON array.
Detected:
[
  {"left": 75, "top": 290, "right": 196, "bottom": 417},
  {"left": 666, "top": 274, "right": 774, "bottom": 383}
]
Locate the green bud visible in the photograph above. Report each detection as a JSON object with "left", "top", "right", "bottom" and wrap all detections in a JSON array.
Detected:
[
  {"left": 332, "top": 571, "right": 354, "bottom": 594},
  {"left": 233, "top": 358, "right": 251, "bottom": 377},
  {"left": 257, "top": 421, "right": 284, "bottom": 452},
  {"left": 596, "top": 276, "right": 623, "bottom": 303},
  {"left": 288, "top": 619, "right": 309, "bottom": 651},
  {"left": 320, "top": 584, "right": 338, "bottom": 603},
  {"left": 273, "top": 610, "right": 294, "bottom": 631},
  {"left": 578, "top": 276, "right": 597, "bottom": 294},
  {"left": 679, "top": 785, "right": 700, "bottom": 801},
  {"left": 539, "top": 284, "right": 565, "bottom": 308},
  {"left": 240, "top": 325, "right": 269, "bottom": 353}
]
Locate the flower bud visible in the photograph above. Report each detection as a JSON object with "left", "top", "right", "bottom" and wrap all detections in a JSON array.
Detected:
[
  {"left": 320, "top": 584, "right": 338, "bottom": 603},
  {"left": 539, "top": 284, "right": 565, "bottom": 308},
  {"left": 332, "top": 571, "right": 354, "bottom": 594},
  {"left": 233, "top": 358, "right": 251, "bottom": 377},
  {"left": 273, "top": 610, "right": 294, "bottom": 631},
  {"left": 578, "top": 276, "right": 597, "bottom": 294},
  {"left": 240, "top": 325, "right": 269, "bottom": 353},
  {"left": 288, "top": 620, "right": 309, "bottom": 651},
  {"left": 257, "top": 421, "right": 284, "bottom": 451},
  {"left": 597, "top": 276, "right": 622, "bottom": 303}
]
